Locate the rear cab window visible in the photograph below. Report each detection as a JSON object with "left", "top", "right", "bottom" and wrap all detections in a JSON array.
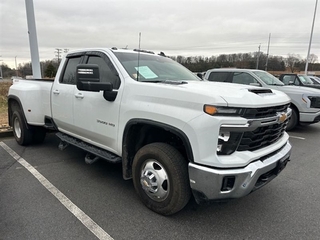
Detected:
[{"left": 207, "top": 72, "right": 230, "bottom": 82}]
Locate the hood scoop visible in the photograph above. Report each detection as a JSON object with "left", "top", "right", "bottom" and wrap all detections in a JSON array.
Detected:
[{"left": 248, "top": 88, "right": 273, "bottom": 95}]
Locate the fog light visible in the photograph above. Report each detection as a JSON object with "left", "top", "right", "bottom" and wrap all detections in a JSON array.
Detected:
[{"left": 221, "top": 176, "right": 235, "bottom": 191}]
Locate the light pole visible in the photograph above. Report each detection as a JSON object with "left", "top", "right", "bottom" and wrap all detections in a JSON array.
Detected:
[
  {"left": 25, "top": 0, "right": 42, "bottom": 78},
  {"left": 15, "top": 56, "right": 18, "bottom": 76},
  {"left": 305, "top": 0, "right": 318, "bottom": 74},
  {"left": 256, "top": 44, "right": 261, "bottom": 69}
]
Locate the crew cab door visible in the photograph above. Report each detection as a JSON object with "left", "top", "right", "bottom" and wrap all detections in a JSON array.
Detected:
[
  {"left": 51, "top": 54, "right": 84, "bottom": 133},
  {"left": 73, "top": 52, "right": 122, "bottom": 152}
]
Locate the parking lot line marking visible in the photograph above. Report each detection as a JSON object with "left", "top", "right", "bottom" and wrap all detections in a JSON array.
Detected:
[
  {"left": 0, "top": 142, "right": 113, "bottom": 240},
  {"left": 289, "top": 135, "right": 305, "bottom": 140}
]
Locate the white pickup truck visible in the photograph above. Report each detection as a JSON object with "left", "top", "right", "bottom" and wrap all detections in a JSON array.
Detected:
[
  {"left": 8, "top": 48, "right": 292, "bottom": 215},
  {"left": 203, "top": 68, "right": 320, "bottom": 130}
]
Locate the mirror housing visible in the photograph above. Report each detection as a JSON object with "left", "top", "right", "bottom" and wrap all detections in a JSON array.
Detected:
[
  {"left": 196, "top": 73, "right": 203, "bottom": 79},
  {"left": 76, "top": 64, "right": 113, "bottom": 92},
  {"left": 249, "top": 82, "right": 261, "bottom": 87}
]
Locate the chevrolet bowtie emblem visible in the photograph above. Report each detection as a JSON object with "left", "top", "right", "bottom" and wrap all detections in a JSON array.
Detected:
[{"left": 278, "top": 112, "right": 287, "bottom": 123}]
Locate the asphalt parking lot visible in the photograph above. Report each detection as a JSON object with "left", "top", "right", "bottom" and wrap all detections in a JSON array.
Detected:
[{"left": 1, "top": 124, "right": 320, "bottom": 240}]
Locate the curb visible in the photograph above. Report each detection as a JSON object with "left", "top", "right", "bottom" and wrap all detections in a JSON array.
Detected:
[{"left": 0, "top": 129, "right": 13, "bottom": 138}]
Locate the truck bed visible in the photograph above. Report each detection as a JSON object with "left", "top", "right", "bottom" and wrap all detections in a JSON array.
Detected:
[{"left": 9, "top": 78, "right": 54, "bottom": 125}]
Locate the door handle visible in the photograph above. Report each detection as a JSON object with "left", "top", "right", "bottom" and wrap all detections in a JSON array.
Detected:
[
  {"left": 75, "top": 93, "right": 84, "bottom": 99},
  {"left": 53, "top": 89, "right": 60, "bottom": 95}
]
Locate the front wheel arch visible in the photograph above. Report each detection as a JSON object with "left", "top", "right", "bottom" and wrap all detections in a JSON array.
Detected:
[{"left": 122, "top": 119, "right": 194, "bottom": 180}]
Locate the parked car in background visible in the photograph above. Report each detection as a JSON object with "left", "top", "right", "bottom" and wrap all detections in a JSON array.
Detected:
[
  {"left": 203, "top": 69, "right": 320, "bottom": 130},
  {"left": 278, "top": 73, "right": 320, "bottom": 90},
  {"left": 309, "top": 75, "right": 320, "bottom": 84}
]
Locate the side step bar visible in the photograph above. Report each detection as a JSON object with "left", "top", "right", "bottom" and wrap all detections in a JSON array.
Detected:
[{"left": 56, "top": 132, "right": 122, "bottom": 164}]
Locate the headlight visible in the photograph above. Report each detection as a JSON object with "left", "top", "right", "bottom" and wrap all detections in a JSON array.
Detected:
[
  {"left": 308, "top": 96, "right": 320, "bottom": 108},
  {"left": 204, "top": 105, "right": 245, "bottom": 116},
  {"left": 217, "top": 130, "right": 243, "bottom": 155}
]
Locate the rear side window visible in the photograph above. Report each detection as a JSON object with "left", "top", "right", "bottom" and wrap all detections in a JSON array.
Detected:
[
  {"left": 282, "top": 75, "right": 295, "bottom": 85},
  {"left": 207, "top": 72, "right": 230, "bottom": 82},
  {"left": 61, "top": 56, "right": 82, "bottom": 84}
]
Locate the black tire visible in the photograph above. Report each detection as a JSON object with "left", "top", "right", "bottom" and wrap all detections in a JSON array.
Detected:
[
  {"left": 32, "top": 126, "right": 46, "bottom": 144},
  {"left": 132, "top": 142, "right": 191, "bottom": 215},
  {"left": 12, "top": 110, "right": 33, "bottom": 146},
  {"left": 286, "top": 108, "right": 298, "bottom": 131}
]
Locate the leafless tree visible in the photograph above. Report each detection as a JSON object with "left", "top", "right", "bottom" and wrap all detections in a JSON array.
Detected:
[{"left": 285, "top": 54, "right": 301, "bottom": 73}]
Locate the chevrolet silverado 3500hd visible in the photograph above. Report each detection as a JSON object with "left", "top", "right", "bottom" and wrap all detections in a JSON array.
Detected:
[{"left": 8, "top": 48, "right": 292, "bottom": 215}]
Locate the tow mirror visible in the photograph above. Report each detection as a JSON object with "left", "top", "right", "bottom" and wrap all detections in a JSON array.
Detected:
[
  {"left": 76, "top": 64, "right": 113, "bottom": 92},
  {"left": 196, "top": 73, "right": 203, "bottom": 79}
]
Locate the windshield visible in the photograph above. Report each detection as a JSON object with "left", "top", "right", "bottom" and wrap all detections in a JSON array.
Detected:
[
  {"left": 298, "top": 75, "right": 314, "bottom": 84},
  {"left": 113, "top": 52, "right": 200, "bottom": 82},
  {"left": 252, "top": 71, "right": 284, "bottom": 86}
]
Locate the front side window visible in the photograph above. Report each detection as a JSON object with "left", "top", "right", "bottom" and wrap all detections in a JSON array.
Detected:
[
  {"left": 87, "top": 56, "right": 120, "bottom": 89},
  {"left": 61, "top": 56, "right": 82, "bottom": 84},
  {"left": 232, "top": 72, "right": 257, "bottom": 85}
]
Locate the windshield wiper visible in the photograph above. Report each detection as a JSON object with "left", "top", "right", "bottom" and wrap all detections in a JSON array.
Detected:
[
  {"left": 268, "top": 83, "right": 284, "bottom": 86},
  {"left": 162, "top": 80, "right": 188, "bottom": 84},
  {"left": 139, "top": 80, "right": 188, "bottom": 84}
]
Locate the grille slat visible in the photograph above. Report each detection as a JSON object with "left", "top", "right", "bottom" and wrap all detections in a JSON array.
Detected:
[
  {"left": 242, "top": 104, "right": 289, "bottom": 118},
  {"left": 237, "top": 122, "right": 287, "bottom": 151}
]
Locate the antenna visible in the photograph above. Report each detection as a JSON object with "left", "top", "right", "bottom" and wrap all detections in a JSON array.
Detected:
[{"left": 137, "top": 32, "right": 141, "bottom": 81}]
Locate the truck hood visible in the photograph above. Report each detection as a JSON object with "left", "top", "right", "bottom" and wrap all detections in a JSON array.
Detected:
[
  {"left": 302, "top": 84, "right": 320, "bottom": 89},
  {"left": 155, "top": 81, "right": 291, "bottom": 108},
  {"left": 272, "top": 85, "right": 320, "bottom": 95}
]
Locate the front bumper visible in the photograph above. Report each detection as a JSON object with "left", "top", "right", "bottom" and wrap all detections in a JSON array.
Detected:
[
  {"left": 188, "top": 141, "right": 291, "bottom": 203},
  {"left": 299, "top": 110, "right": 320, "bottom": 123}
]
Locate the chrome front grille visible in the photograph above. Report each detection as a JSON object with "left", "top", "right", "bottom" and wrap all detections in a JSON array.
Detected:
[{"left": 219, "top": 104, "right": 290, "bottom": 154}]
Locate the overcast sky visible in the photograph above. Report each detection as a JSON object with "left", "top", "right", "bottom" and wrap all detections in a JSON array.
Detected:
[{"left": 0, "top": 0, "right": 319, "bottom": 68}]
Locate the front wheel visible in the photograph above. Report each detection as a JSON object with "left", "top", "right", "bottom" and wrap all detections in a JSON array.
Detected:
[
  {"left": 286, "top": 108, "right": 298, "bottom": 131},
  {"left": 132, "top": 143, "right": 191, "bottom": 215}
]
